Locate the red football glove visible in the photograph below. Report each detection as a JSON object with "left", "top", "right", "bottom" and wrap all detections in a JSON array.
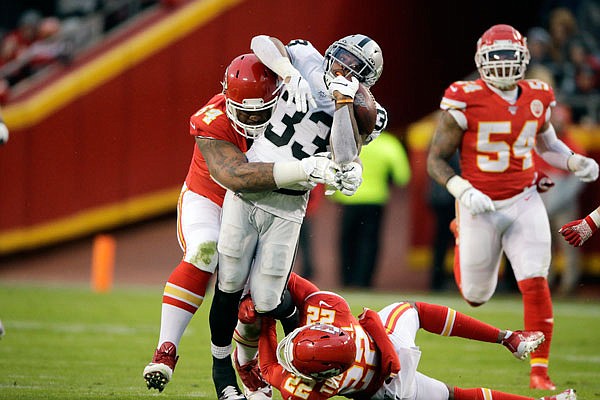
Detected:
[
  {"left": 535, "top": 171, "right": 555, "bottom": 193},
  {"left": 559, "top": 216, "right": 598, "bottom": 247},
  {"left": 238, "top": 294, "right": 257, "bottom": 324}
]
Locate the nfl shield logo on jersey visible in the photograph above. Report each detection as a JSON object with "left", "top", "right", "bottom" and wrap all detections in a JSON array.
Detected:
[{"left": 530, "top": 99, "right": 544, "bottom": 118}]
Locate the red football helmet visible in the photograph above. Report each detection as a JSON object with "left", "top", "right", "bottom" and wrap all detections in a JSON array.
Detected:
[
  {"left": 222, "top": 53, "right": 279, "bottom": 138},
  {"left": 474, "top": 24, "right": 530, "bottom": 89},
  {"left": 276, "top": 323, "right": 356, "bottom": 381}
]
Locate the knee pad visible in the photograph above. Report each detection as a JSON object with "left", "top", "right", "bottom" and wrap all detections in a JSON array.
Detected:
[
  {"left": 185, "top": 240, "right": 218, "bottom": 273},
  {"left": 256, "top": 290, "right": 299, "bottom": 334},
  {"left": 460, "top": 281, "right": 493, "bottom": 306},
  {"left": 217, "top": 254, "right": 247, "bottom": 293}
]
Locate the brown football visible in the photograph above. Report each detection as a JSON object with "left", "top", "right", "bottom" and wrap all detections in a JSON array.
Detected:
[{"left": 353, "top": 84, "right": 377, "bottom": 136}]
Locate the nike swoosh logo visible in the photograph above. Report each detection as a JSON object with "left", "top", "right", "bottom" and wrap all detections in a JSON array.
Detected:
[
  {"left": 450, "top": 86, "right": 458, "bottom": 92},
  {"left": 190, "top": 122, "right": 196, "bottom": 130},
  {"left": 524, "top": 195, "right": 532, "bottom": 201},
  {"left": 319, "top": 300, "right": 332, "bottom": 308}
]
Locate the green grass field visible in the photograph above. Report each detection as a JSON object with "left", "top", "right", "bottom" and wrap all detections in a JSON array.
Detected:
[{"left": 1, "top": 283, "right": 599, "bottom": 399}]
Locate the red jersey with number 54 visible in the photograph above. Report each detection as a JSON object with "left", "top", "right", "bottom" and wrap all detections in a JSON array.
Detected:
[
  {"left": 440, "top": 78, "right": 556, "bottom": 200},
  {"left": 185, "top": 93, "right": 248, "bottom": 207}
]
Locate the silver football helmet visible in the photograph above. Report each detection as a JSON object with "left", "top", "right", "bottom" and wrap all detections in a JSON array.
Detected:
[{"left": 324, "top": 34, "right": 383, "bottom": 88}]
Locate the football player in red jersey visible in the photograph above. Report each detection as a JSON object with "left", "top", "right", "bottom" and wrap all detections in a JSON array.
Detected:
[
  {"left": 142, "top": 53, "right": 342, "bottom": 395},
  {"left": 234, "top": 272, "right": 575, "bottom": 400},
  {"left": 427, "top": 24, "right": 599, "bottom": 390}
]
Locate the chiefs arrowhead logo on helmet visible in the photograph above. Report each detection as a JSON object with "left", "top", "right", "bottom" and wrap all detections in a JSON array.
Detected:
[{"left": 276, "top": 323, "right": 356, "bottom": 381}]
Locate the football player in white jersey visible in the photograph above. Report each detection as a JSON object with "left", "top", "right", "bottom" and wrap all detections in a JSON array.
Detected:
[
  {"left": 427, "top": 24, "right": 598, "bottom": 390},
  {"left": 209, "top": 34, "right": 387, "bottom": 400}
]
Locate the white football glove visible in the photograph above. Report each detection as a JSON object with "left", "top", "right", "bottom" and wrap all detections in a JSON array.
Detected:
[
  {"left": 328, "top": 75, "right": 359, "bottom": 99},
  {"left": 284, "top": 71, "right": 317, "bottom": 113},
  {"left": 0, "top": 122, "right": 8, "bottom": 145},
  {"left": 568, "top": 154, "right": 599, "bottom": 182},
  {"left": 336, "top": 161, "right": 363, "bottom": 196},
  {"left": 446, "top": 175, "right": 495, "bottom": 215},
  {"left": 300, "top": 154, "right": 340, "bottom": 186}
]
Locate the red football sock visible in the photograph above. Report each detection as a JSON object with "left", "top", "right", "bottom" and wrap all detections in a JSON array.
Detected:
[
  {"left": 453, "top": 387, "right": 533, "bottom": 400},
  {"left": 162, "top": 261, "right": 213, "bottom": 314},
  {"left": 415, "top": 302, "right": 500, "bottom": 342},
  {"left": 518, "top": 277, "right": 553, "bottom": 373}
]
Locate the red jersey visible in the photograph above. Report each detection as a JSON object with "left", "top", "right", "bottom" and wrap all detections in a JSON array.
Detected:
[
  {"left": 259, "top": 274, "right": 387, "bottom": 400},
  {"left": 185, "top": 93, "right": 248, "bottom": 207},
  {"left": 440, "top": 78, "right": 556, "bottom": 200}
]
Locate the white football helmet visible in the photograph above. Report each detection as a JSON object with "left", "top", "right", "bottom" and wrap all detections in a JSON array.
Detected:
[
  {"left": 474, "top": 24, "right": 530, "bottom": 90},
  {"left": 276, "top": 323, "right": 356, "bottom": 381},
  {"left": 324, "top": 34, "right": 383, "bottom": 88},
  {"left": 222, "top": 53, "right": 279, "bottom": 138}
]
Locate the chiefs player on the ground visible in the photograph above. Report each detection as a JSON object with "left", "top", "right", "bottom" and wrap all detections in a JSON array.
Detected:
[
  {"left": 233, "top": 273, "right": 574, "bottom": 400},
  {"left": 427, "top": 24, "right": 598, "bottom": 390}
]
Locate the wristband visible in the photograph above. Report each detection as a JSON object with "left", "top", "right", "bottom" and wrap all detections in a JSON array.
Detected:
[
  {"left": 567, "top": 154, "right": 585, "bottom": 172},
  {"left": 272, "top": 161, "right": 307, "bottom": 188},
  {"left": 586, "top": 209, "right": 600, "bottom": 231},
  {"left": 446, "top": 175, "right": 473, "bottom": 199}
]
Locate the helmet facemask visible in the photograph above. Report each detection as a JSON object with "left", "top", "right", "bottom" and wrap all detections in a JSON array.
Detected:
[
  {"left": 324, "top": 34, "right": 383, "bottom": 88},
  {"left": 276, "top": 328, "right": 314, "bottom": 381},
  {"left": 224, "top": 96, "right": 277, "bottom": 139},
  {"left": 475, "top": 33, "right": 530, "bottom": 90}
]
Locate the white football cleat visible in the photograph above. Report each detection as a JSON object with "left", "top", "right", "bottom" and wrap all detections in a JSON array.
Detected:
[{"left": 540, "top": 389, "right": 576, "bottom": 400}]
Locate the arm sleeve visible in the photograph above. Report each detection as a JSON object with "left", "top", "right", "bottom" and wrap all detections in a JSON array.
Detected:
[
  {"left": 258, "top": 318, "right": 285, "bottom": 389},
  {"left": 358, "top": 308, "right": 401, "bottom": 377},
  {"left": 251, "top": 35, "right": 297, "bottom": 79},
  {"left": 330, "top": 106, "right": 359, "bottom": 164},
  {"left": 534, "top": 123, "right": 574, "bottom": 170}
]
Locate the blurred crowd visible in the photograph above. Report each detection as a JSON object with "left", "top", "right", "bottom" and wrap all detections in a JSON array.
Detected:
[
  {"left": 0, "top": 0, "right": 166, "bottom": 103},
  {"left": 527, "top": 1, "right": 600, "bottom": 125}
]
